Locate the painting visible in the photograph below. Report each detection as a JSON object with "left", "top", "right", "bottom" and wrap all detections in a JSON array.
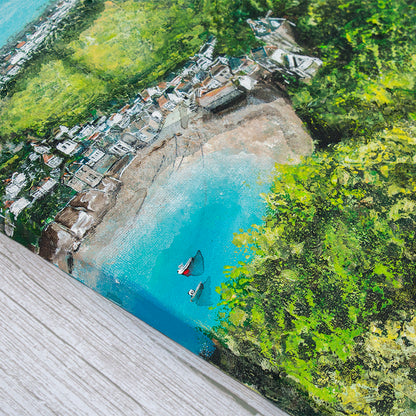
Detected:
[{"left": 0, "top": 0, "right": 415, "bottom": 414}]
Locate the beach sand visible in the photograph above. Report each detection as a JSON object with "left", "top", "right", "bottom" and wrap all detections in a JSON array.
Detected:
[{"left": 72, "top": 93, "right": 313, "bottom": 283}]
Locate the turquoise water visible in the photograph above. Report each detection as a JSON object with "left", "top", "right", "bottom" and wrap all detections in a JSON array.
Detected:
[
  {"left": 0, "top": 0, "right": 54, "bottom": 48},
  {"left": 74, "top": 149, "right": 274, "bottom": 354}
]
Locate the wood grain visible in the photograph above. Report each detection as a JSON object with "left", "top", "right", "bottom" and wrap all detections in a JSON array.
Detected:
[{"left": 0, "top": 233, "right": 287, "bottom": 416}]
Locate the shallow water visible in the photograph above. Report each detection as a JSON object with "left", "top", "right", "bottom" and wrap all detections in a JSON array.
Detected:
[{"left": 74, "top": 149, "right": 274, "bottom": 354}]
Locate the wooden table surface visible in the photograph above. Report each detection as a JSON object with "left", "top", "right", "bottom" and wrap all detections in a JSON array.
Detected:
[{"left": 0, "top": 233, "right": 287, "bottom": 415}]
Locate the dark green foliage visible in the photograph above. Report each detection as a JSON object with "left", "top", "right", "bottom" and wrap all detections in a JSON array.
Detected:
[
  {"left": 291, "top": 0, "right": 416, "bottom": 143},
  {"left": 215, "top": 126, "right": 416, "bottom": 414},
  {"left": 212, "top": 1, "right": 416, "bottom": 414},
  {"left": 14, "top": 184, "right": 76, "bottom": 247}
]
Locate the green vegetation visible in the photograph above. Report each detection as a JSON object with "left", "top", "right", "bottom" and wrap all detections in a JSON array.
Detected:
[
  {"left": 213, "top": 0, "right": 416, "bottom": 414},
  {"left": 0, "top": 0, "right": 221, "bottom": 139},
  {"left": 0, "top": 0, "right": 307, "bottom": 140},
  {"left": 14, "top": 184, "right": 76, "bottom": 247},
  {"left": 215, "top": 126, "right": 416, "bottom": 414},
  {"left": 292, "top": 0, "right": 416, "bottom": 143},
  {"left": 0, "top": 60, "right": 106, "bottom": 136},
  {"left": 69, "top": 0, "right": 204, "bottom": 81}
]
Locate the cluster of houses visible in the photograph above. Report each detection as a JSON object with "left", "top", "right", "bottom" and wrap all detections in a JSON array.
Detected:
[
  {"left": 0, "top": 14, "right": 323, "bottom": 238},
  {"left": 0, "top": 0, "right": 77, "bottom": 87},
  {"left": 247, "top": 16, "right": 323, "bottom": 79}
]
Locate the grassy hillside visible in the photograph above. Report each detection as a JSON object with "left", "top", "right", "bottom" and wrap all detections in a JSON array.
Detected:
[
  {"left": 0, "top": 60, "right": 106, "bottom": 136},
  {"left": 69, "top": 0, "right": 204, "bottom": 81},
  {"left": 0, "top": 0, "right": 206, "bottom": 139}
]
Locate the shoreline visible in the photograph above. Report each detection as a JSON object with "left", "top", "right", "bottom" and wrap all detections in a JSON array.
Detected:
[
  {"left": 0, "top": 0, "right": 58, "bottom": 55},
  {"left": 71, "top": 87, "right": 314, "bottom": 282}
]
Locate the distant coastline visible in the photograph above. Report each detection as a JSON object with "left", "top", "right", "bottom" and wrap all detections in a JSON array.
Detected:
[
  {"left": 0, "top": 0, "right": 57, "bottom": 54},
  {"left": 0, "top": 0, "right": 78, "bottom": 87}
]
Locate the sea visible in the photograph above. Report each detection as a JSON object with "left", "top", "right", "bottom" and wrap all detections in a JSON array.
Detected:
[
  {"left": 0, "top": 0, "right": 54, "bottom": 49},
  {"left": 73, "top": 148, "right": 275, "bottom": 354}
]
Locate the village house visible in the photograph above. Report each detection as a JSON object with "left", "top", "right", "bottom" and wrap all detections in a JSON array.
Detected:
[
  {"left": 250, "top": 46, "right": 280, "bottom": 72},
  {"left": 32, "top": 178, "right": 57, "bottom": 201},
  {"left": 86, "top": 132, "right": 101, "bottom": 143},
  {"left": 168, "top": 75, "right": 182, "bottom": 87},
  {"left": 175, "top": 81, "right": 193, "bottom": 98},
  {"left": 167, "top": 92, "right": 182, "bottom": 105},
  {"left": 197, "top": 37, "right": 216, "bottom": 59},
  {"left": 210, "top": 62, "right": 232, "bottom": 84},
  {"left": 197, "top": 81, "right": 245, "bottom": 112},
  {"left": 158, "top": 81, "right": 168, "bottom": 92},
  {"left": 55, "top": 125, "right": 69, "bottom": 139},
  {"left": 28, "top": 153, "right": 40, "bottom": 162},
  {"left": 7, "top": 66, "right": 21, "bottom": 77},
  {"left": 139, "top": 127, "right": 156, "bottom": 143},
  {"left": 181, "top": 61, "right": 198, "bottom": 77},
  {"left": 78, "top": 124, "right": 95, "bottom": 139},
  {"left": 121, "top": 133, "right": 146, "bottom": 149},
  {"left": 191, "top": 69, "right": 209, "bottom": 86},
  {"left": 238, "top": 75, "right": 257, "bottom": 91},
  {"left": 5, "top": 173, "right": 27, "bottom": 199},
  {"left": 56, "top": 139, "right": 80, "bottom": 156},
  {"left": 158, "top": 95, "right": 176, "bottom": 112},
  {"left": 9, "top": 197, "right": 30, "bottom": 217},
  {"left": 195, "top": 56, "right": 212, "bottom": 71},
  {"left": 107, "top": 113, "right": 123, "bottom": 127},
  {"left": 269, "top": 48, "right": 323, "bottom": 78},
  {"left": 34, "top": 145, "right": 51, "bottom": 155},
  {"left": 74, "top": 165, "right": 103, "bottom": 188},
  {"left": 109, "top": 140, "right": 134, "bottom": 156},
  {"left": 146, "top": 86, "right": 161, "bottom": 98},
  {"left": 10, "top": 51, "right": 26, "bottom": 66},
  {"left": 127, "top": 102, "right": 144, "bottom": 116},
  {"left": 85, "top": 148, "right": 105, "bottom": 167},
  {"left": 68, "top": 125, "right": 81, "bottom": 138},
  {"left": 43, "top": 154, "right": 63, "bottom": 169}
]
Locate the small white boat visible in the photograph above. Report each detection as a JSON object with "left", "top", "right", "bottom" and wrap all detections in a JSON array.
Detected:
[
  {"left": 177, "top": 257, "right": 192, "bottom": 275},
  {"left": 178, "top": 250, "right": 204, "bottom": 276},
  {"left": 188, "top": 282, "right": 204, "bottom": 302}
]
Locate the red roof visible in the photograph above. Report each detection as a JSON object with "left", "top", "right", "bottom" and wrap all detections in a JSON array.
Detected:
[
  {"left": 16, "top": 41, "right": 26, "bottom": 48},
  {"left": 88, "top": 132, "right": 100, "bottom": 141},
  {"left": 141, "top": 90, "right": 150, "bottom": 101},
  {"left": 43, "top": 154, "right": 53, "bottom": 164},
  {"left": 158, "top": 96, "right": 169, "bottom": 108},
  {"left": 120, "top": 104, "right": 130, "bottom": 113},
  {"left": 158, "top": 81, "right": 167, "bottom": 90},
  {"left": 200, "top": 83, "right": 229, "bottom": 99}
]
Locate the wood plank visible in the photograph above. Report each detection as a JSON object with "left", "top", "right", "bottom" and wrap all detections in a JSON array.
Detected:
[{"left": 0, "top": 233, "right": 287, "bottom": 416}]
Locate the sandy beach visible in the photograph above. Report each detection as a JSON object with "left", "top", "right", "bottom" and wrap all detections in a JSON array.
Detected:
[{"left": 72, "top": 87, "right": 314, "bottom": 280}]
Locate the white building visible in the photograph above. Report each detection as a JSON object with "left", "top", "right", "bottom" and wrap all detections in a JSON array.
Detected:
[
  {"left": 86, "top": 149, "right": 105, "bottom": 167},
  {"left": 46, "top": 155, "right": 63, "bottom": 169},
  {"left": 5, "top": 173, "right": 27, "bottom": 199},
  {"left": 32, "top": 179, "right": 57, "bottom": 201},
  {"left": 10, "top": 198, "right": 30, "bottom": 217},
  {"left": 56, "top": 139, "right": 79, "bottom": 156},
  {"left": 109, "top": 141, "right": 134, "bottom": 156}
]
